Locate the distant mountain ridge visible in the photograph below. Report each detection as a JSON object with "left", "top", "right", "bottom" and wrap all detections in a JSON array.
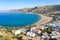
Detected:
[{"left": 10, "top": 5, "right": 60, "bottom": 14}]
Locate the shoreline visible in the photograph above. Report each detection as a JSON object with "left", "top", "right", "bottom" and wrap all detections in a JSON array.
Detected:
[
  {"left": 0, "top": 13, "right": 53, "bottom": 27},
  {"left": 35, "top": 14, "right": 53, "bottom": 26}
]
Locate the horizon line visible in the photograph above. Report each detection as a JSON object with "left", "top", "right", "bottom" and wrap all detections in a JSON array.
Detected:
[{"left": 0, "top": 4, "right": 60, "bottom": 10}]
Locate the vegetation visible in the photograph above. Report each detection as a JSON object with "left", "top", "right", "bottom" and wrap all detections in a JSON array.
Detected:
[
  {"left": 59, "top": 29, "right": 60, "bottom": 33},
  {"left": 50, "top": 15, "right": 56, "bottom": 22},
  {"left": 0, "top": 35, "right": 3, "bottom": 38},
  {"left": 11, "top": 5, "right": 60, "bottom": 15},
  {"left": 40, "top": 29, "right": 45, "bottom": 33},
  {"left": 29, "top": 25, "right": 37, "bottom": 28},
  {"left": 13, "top": 32, "right": 24, "bottom": 40}
]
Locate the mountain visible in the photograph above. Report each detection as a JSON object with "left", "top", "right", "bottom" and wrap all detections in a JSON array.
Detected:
[{"left": 10, "top": 5, "right": 60, "bottom": 14}]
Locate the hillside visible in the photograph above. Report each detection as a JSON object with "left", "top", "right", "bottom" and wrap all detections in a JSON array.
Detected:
[{"left": 10, "top": 5, "right": 60, "bottom": 14}]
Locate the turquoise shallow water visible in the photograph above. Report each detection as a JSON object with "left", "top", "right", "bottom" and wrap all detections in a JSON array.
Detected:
[{"left": 0, "top": 12, "right": 41, "bottom": 27}]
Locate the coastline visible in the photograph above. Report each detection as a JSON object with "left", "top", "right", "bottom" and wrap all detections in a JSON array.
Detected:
[
  {"left": 0, "top": 12, "right": 53, "bottom": 27},
  {"left": 35, "top": 14, "right": 53, "bottom": 26}
]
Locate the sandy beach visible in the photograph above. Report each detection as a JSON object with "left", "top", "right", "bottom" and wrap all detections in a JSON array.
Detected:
[{"left": 35, "top": 14, "right": 53, "bottom": 26}]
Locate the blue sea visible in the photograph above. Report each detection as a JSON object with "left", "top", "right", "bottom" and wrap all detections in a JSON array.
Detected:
[{"left": 0, "top": 12, "right": 41, "bottom": 27}]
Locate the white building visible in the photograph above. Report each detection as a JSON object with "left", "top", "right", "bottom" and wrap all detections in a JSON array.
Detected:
[
  {"left": 26, "top": 32, "right": 36, "bottom": 37},
  {"left": 12, "top": 30, "right": 21, "bottom": 35}
]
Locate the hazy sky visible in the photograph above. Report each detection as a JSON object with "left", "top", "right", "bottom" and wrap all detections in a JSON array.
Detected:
[{"left": 0, "top": 0, "right": 60, "bottom": 10}]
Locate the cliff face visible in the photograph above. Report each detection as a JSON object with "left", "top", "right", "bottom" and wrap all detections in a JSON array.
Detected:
[{"left": 10, "top": 5, "right": 60, "bottom": 14}]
